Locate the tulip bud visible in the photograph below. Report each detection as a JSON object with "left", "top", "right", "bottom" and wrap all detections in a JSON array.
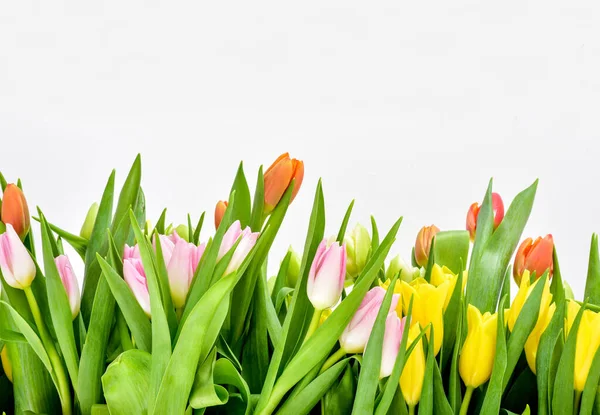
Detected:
[
  {"left": 0, "top": 224, "right": 36, "bottom": 289},
  {"left": 153, "top": 234, "right": 175, "bottom": 266},
  {"left": 414, "top": 225, "right": 440, "bottom": 267},
  {"left": 306, "top": 239, "right": 346, "bottom": 310},
  {"left": 214, "top": 200, "right": 228, "bottom": 230},
  {"left": 339, "top": 287, "right": 399, "bottom": 353},
  {"left": 123, "top": 243, "right": 141, "bottom": 261},
  {"left": 459, "top": 305, "right": 498, "bottom": 388},
  {"left": 285, "top": 248, "right": 302, "bottom": 287},
  {"left": 173, "top": 224, "right": 190, "bottom": 242},
  {"left": 1, "top": 346, "right": 12, "bottom": 383},
  {"left": 167, "top": 239, "right": 206, "bottom": 308},
  {"left": 79, "top": 202, "right": 99, "bottom": 240},
  {"left": 565, "top": 302, "right": 600, "bottom": 392},
  {"left": 400, "top": 324, "right": 426, "bottom": 407},
  {"left": 263, "top": 153, "right": 304, "bottom": 215},
  {"left": 386, "top": 255, "right": 420, "bottom": 283},
  {"left": 466, "top": 192, "right": 504, "bottom": 241},
  {"left": 524, "top": 301, "right": 556, "bottom": 374},
  {"left": 377, "top": 314, "right": 405, "bottom": 379},
  {"left": 218, "top": 220, "right": 259, "bottom": 275},
  {"left": 1, "top": 184, "right": 30, "bottom": 239},
  {"left": 507, "top": 271, "right": 553, "bottom": 333},
  {"left": 123, "top": 258, "right": 151, "bottom": 317},
  {"left": 513, "top": 235, "right": 554, "bottom": 285},
  {"left": 54, "top": 255, "right": 81, "bottom": 320},
  {"left": 344, "top": 224, "right": 371, "bottom": 280}
]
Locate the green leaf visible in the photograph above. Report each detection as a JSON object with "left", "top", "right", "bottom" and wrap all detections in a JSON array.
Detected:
[
  {"left": 552, "top": 301, "right": 586, "bottom": 414},
  {"left": 441, "top": 267, "right": 464, "bottom": 369},
  {"left": 271, "top": 251, "right": 292, "bottom": 306},
  {"left": 193, "top": 212, "right": 206, "bottom": 245},
  {"left": 0, "top": 329, "right": 27, "bottom": 343},
  {"left": 323, "top": 358, "right": 360, "bottom": 415},
  {"left": 32, "top": 218, "right": 88, "bottom": 259},
  {"left": 352, "top": 275, "right": 398, "bottom": 414},
  {"left": 418, "top": 328, "right": 435, "bottom": 415},
  {"left": 213, "top": 358, "right": 252, "bottom": 415},
  {"left": 155, "top": 208, "right": 167, "bottom": 234},
  {"left": 468, "top": 180, "right": 538, "bottom": 313},
  {"left": 431, "top": 354, "right": 453, "bottom": 415},
  {"left": 580, "top": 336, "right": 600, "bottom": 413},
  {"left": 190, "top": 348, "right": 229, "bottom": 409},
  {"left": 585, "top": 233, "right": 600, "bottom": 306},
  {"left": 229, "top": 162, "right": 252, "bottom": 228},
  {"left": 152, "top": 229, "right": 178, "bottom": 339},
  {"left": 433, "top": 230, "right": 470, "bottom": 274},
  {"left": 217, "top": 335, "right": 243, "bottom": 374},
  {"left": 550, "top": 247, "right": 566, "bottom": 309},
  {"left": 470, "top": 179, "right": 494, "bottom": 269},
  {"left": 102, "top": 349, "right": 151, "bottom": 415},
  {"left": 503, "top": 367, "right": 537, "bottom": 413},
  {"left": 422, "top": 237, "right": 436, "bottom": 283},
  {"left": 112, "top": 155, "right": 142, "bottom": 234},
  {"left": 250, "top": 166, "right": 265, "bottom": 232},
  {"left": 448, "top": 304, "right": 464, "bottom": 414},
  {"left": 336, "top": 200, "right": 355, "bottom": 243},
  {"left": 38, "top": 211, "right": 80, "bottom": 394},
  {"left": 370, "top": 215, "right": 380, "bottom": 254},
  {"left": 91, "top": 405, "right": 110, "bottom": 415}
]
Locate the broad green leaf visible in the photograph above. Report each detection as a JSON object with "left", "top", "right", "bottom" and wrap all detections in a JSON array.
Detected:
[
  {"left": 217, "top": 335, "right": 243, "bottom": 374},
  {"left": 580, "top": 342, "right": 600, "bottom": 414},
  {"left": 91, "top": 405, "right": 110, "bottom": 415},
  {"left": 229, "top": 162, "right": 252, "bottom": 228},
  {"left": 112, "top": 155, "right": 142, "bottom": 234},
  {"left": 250, "top": 166, "right": 265, "bottom": 232},
  {"left": 585, "top": 233, "right": 600, "bottom": 306},
  {"left": 322, "top": 359, "right": 359, "bottom": 415},
  {"left": 0, "top": 329, "right": 27, "bottom": 343},
  {"left": 469, "top": 179, "right": 494, "bottom": 269},
  {"left": 441, "top": 267, "right": 464, "bottom": 369},
  {"left": 500, "top": 267, "right": 511, "bottom": 309},
  {"left": 418, "top": 329, "right": 435, "bottom": 415},
  {"left": 431, "top": 354, "right": 453, "bottom": 415},
  {"left": 213, "top": 358, "right": 252, "bottom": 415},
  {"left": 102, "top": 349, "right": 151, "bottom": 415},
  {"left": 503, "top": 367, "right": 537, "bottom": 413},
  {"left": 155, "top": 208, "right": 167, "bottom": 234},
  {"left": 336, "top": 200, "right": 355, "bottom": 242},
  {"left": 370, "top": 215, "right": 380, "bottom": 255},
  {"left": 433, "top": 230, "right": 469, "bottom": 274},
  {"left": 32, "top": 218, "right": 87, "bottom": 259},
  {"left": 190, "top": 348, "right": 229, "bottom": 409}
]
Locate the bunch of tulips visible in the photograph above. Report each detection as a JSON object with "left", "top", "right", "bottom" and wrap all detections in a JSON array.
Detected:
[{"left": 1, "top": 153, "right": 600, "bottom": 415}]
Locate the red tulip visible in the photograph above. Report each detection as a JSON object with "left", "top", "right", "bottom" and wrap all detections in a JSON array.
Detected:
[
  {"left": 513, "top": 234, "right": 554, "bottom": 285},
  {"left": 466, "top": 192, "right": 505, "bottom": 241},
  {"left": 1, "top": 184, "right": 31, "bottom": 239},
  {"left": 214, "top": 200, "right": 228, "bottom": 230},
  {"left": 263, "top": 153, "right": 304, "bottom": 214},
  {"left": 414, "top": 225, "right": 440, "bottom": 267}
]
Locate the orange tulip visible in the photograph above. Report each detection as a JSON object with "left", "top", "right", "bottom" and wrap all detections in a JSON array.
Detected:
[
  {"left": 466, "top": 192, "right": 504, "bottom": 241},
  {"left": 414, "top": 225, "right": 440, "bottom": 267},
  {"left": 263, "top": 153, "right": 304, "bottom": 214},
  {"left": 214, "top": 200, "right": 228, "bottom": 230},
  {"left": 513, "top": 235, "right": 554, "bottom": 285},
  {"left": 1, "top": 184, "right": 30, "bottom": 239}
]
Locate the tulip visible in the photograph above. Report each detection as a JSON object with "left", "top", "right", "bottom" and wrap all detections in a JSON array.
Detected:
[
  {"left": 1, "top": 184, "right": 30, "bottom": 239},
  {"left": 344, "top": 224, "right": 371, "bottom": 280},
  {"left": 400, "top": 324, "right": 426, "bottom": 407},
  {"left": 466, "top": 192, "right": 505, "bottom": 241},
  {"left": 218, "top": 220, "right": 259, "bottom": 275},
  {"left": 430, "top": 264, "right": 467, "bottom": 311},
  {"left": 173, "top": 224, "right": 190, "bottom": 242},
  {"left": 524, "top": 301, "right": 556, "bottom": 374},
  {"left": 513, "top": 235, "right": 554, "bottom": 285},
  {"left": 1, "top": 346, "right": 12, "bottom": 383},
  {"left": 79, "top": 202, "right": 99, "bottom": 240},
  {"left": 123, "top": 243, "right": 141, "bottom": 261},
  {"left": 507, "top": 271, "right": 553, "bottom": 333},
  {"left": 153, "top": 234, "right": 175, "bottom": 266},
  {"left": 459, "top": 305, "right": 498, "bottom": 388},
  {"left": 378, "top": 314, "right": 405, "bottom": 379},
  {"left": 339, "top": 286, "right": 399, "bottom": 353},
  {"left": 214, "top": 200, "right": 228, "bottom": 230},
  {"left": 123, "top": 258, "right": 151, "bottom": 317},
  {"left": 306, "top": 239, "right": 346, "bottom": 310},
  {"left": 390, "top": 277, "right": 449, "bottom": 356},
  {"left": 0, "top": 224, "right": 36, "bottom": 289},
  {"left": 386, "top": 255, "right": 421, "bottom": 283},
  {"left": 565, "top": 301, "right": 600, "bottom": 392},
  {"left": 286, "top": 247, "right": 302, "bottom": 287},
  {"left": 263, "top": 153, "right": 304, "bottom": 214},
  {"left": 414, "top": 225, "right": 440, "bottom": 267},
  {"left": 167, "top": 238, "right": 206, "bottom": 308},
  {"left": 54, "top": 255, "right": 81, "bottom": 320}
]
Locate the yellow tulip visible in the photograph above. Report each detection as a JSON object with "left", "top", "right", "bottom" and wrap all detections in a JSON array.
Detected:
[
  {"left": 564, "top": 301, "right": 600, "bottom": 392},
  {"left": 430, "top": 264, "right": 467, "bottom": 310},
  {"left": 524, "top": 302, "right": 556, "bottom": 374},
  {"left": 1, "top": 346, "right": 12, "bottom": 383},
  {"left": 506, "top": 271, "right": 553, "bottom": 333},
  {"left": 459, "top": 305, "right": 498, "bottom": 388},
  {"left": 400, "top": 324, "right": 426, "bottom": 407},
  {"left": 566, "top": 300, "right": 581, "bottom": 337}
]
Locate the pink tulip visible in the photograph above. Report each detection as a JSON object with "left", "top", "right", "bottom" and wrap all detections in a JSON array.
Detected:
[
  {"left": 306, "top": 239, "right": 346, "bottom": 310},
  {"left": 123, "top": 244, "right": 141, "bottom": 261},
  {"left": 153, "top": 234, "right": 176, "bottom": 266},
  {"left": 123, "top": 258, "right": 151, "bottom": 317},
  {"left": 378, "top": 314, "right": 405, "bottom": 379},
  {"left": 0, "top": 224, "right": 36, "bottom": 289},
  {"left": 167, "top": 239, "right": 206, "bottom": 308},
  {"left": 54, "top": 255, "right": 81, "bottom": 319},
  {"left": 339, "top": 287, "right": 400, "bottom": 353},
  {"left": 218, "top": 220, "right": 259, "bottom": 275}
]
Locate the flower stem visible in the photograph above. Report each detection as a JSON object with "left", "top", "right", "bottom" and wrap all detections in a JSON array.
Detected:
[
  {"left": 575, "top": 390, "right": 582, "bottom": 414},
  {"left": 24, "top": 286, "right": 72, "bottom": 415},
  {"left": 459, "top": 386, "right": 474, "bottom": 415},
  {"left": 408, "top": 405, "right": 416, "bottom": 415},
  {"left": 319, "top": 347, "right": 347, "bottom": 375},
  {"left": 302, "top": 309, "right": 322, "bottom": 346}
]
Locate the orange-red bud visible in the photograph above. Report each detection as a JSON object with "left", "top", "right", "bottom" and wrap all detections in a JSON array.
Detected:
[
  {"left": 466, "top": 192, "right": 504, "bottom": 241},
  {"left": 263, "top": 153, "right": 304, "bottom": 214},
  {"left": 1, "top": 184, "right": 31, "bottom": 239},
  {"left": 414, "top": 225, "right": 440, "bottom": 267},
  {"left": 513, "top": 234, "right": 554, "bottom": 285},
  {"left": 214, "top": 200, "right": 228, "bottom": 230}
]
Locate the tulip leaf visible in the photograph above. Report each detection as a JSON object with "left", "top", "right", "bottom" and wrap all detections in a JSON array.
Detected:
[
  {"left": 193, "top": 211, "right": 205, "bottom": 245},
  {"left": 275, "top": 287, "right": 295, "bottom": 314},
  {"left": 503, "top": 367, "right": 537, "bottom": 413},
  {"left": 154, "top": 208, "right": 167, "bottom": 234},
  {"left": 229, "top": 162, "right": 252, "bottom": 229},
  {"left": 112, "top": 155, "right": 142, "bottom": 235},
  {"left": 468, "top": 180, "right": 538, "bottom": 313},
  {"left": 441, "top": 267, "right": 464, "bottom": 369},
  {"left": 352, "top": 275, "right": 397, "bottom": 415},
  {"left": 419, "top": 327, "right": 436, "bottom": 415},
  {"left": 250, "top": 166, "right": 265, "bottom": 232},
  {"left": 547, "top": 329, "right": 564, "bottom": 411},
  {"left": 584, "top": 233, "right": 600, "bottom": 306},
  {"left": 97, "top": 256, "right": 151, "bottom": 352},
  {"left": 271, "top": 251, "right": 292, "bottom": 306},
  {"left": 32, "top": 218, "right": 88, "bottom": 260},
  {"left": 552, "top": 301, "right": 586, "bottom": 414},
  {"left": 217, "top": 334, "right": 243, "bottom": 374},
  {"left": 102, "top": 349, "right": 151, "bottom": 415},
  {"left": 152, "top": 231, "right": 178, "bottom": 339},
  {"left": 370, "top": 215, "right": 380, "bottom": 254},
  {"left": 0, "top": 172, "right": 6, "bottom": 191},
  {"left": 322, "top": 357, "right": 361, "bottom": 415},
  {"left": 503, "top": 273, "right": 547, "bottom": 391},
  {"left": 38, "top": 211, "right": 80, "bottom": 395},
  {"left": 213, "top": 357, "right": 252, "bottom": 415},
  {"left": 0, "top": 329, "right": 27, "bottom": 343},
  {"left": 336, "top": 200, "right": 355, "bottom": 243},
  {"left": 423, "top": 237, "right": 436, "bottom": 283},
  {"left": 433, "top": 230, "right": 470, "bottom": 274},
  {"left": 91, "top": 405, "right": 110, "bottom": 415},
  {"left": 260, "top": 271, "right": 282, "bottom": 347},
  {"left": 432, "top": 354, "right": 453, "bottom": 415},
  {"left": 190, "top": 348, "right": 229, "bottom": 409},
  {"left": 580, "top": 345, "right": 600, "bottom": 414},
  {"left": 448, "top": 303, "right": 464, "bottom": 413}
]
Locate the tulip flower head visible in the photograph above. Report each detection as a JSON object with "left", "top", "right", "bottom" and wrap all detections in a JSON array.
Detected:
[
  {"left": 524, "top": 301, "right": 556, "bottom": 374},
  {"left": 263, "top": 153, "right": 304, "bottom": 215},
  {"left": 466, "top": 192, "right": 504, "bottom": 241},
  {"left": 153, "top": 234, "right": 176, "bottom": 266},
  {"left": 1, "top": 346, "right": 12, "bottom": 383},
  {"left": 214, "top": 200, "right": 228, "bottom": 230},
  {"left": 79, "top": 202, "right": 99, "bottom": 240},
  {"left": 306, "top": 239, "right": 346, "bottom": 310},
  {"left": 339, "top": 286, "right": 399, "bottom": 353},
  {"left": 123, "top": 243, "right": 141, "bottom": 261},
  {"left": 123, "top": 258, "right": 151, "bottom": 317},
  {"left": 414, "top": 225, "right": 440, "bottom": 267},
  {"left": 1, "top": 184, "right": 31, "bottom": 239},
  {"left": 0, "top": 224, "right": 36, "bottom": 289},
  {"left": 218, "top": 220, "right": 259, "bottom": 275},
  {"left": 430, "top": 264, "right": 467, "bottom": 311},
  {"left": 514, "top": 235, "right": 554, "bottom": 285},
  {"left": 166, "top": 238, "right": 206, "bottom": 308},
  {"left": 400, "top": 323, "right": 426, "bottom": 407},
  {"left": 344, "top": 224, "right": 371, "bottom": 280},
  {"left": 386, "top": 254, "right": 421, "bottom": 283},
  {"left": 54, "top": 255, "right": 81, "bottom": 320},
  {"left": 565, "top": 301, "right": 600, "bottom": 392},
  {"left": 507, "top": 271, "right": 553, "bottom": 333},
  {"left": 377, "top": 314, "right": 405, "bottom": 379},
  {"left": 459, "top": 305, "right": 498, "bottom": 388},
  {"left": 285, "top": 247, "right": 302, "bottom": 287}
]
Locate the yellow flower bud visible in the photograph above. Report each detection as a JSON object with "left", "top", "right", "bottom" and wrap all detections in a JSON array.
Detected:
[
  {"left": 400, "top": 324, "right": 426, "bottom": 407},
  {"left": 79, "top": 202, "right": 99, "bottom": 240},
  {"left": 1, "top": 346, "right": 12, "bottom": 383},
  {"left": 524, "top": 302, "right": 556, "bottom": 374},
  {"left": 459, "top": 305, "right": 498, "bottom": 388},
  {"left": 506, "top": 270, "right": 553, "bottom": 333},
  {"left": 564, "top": 301, "right": 600, "bottom": 392},
  {"left": 430, "top": 264, "right": 467, "bottom": 311}
]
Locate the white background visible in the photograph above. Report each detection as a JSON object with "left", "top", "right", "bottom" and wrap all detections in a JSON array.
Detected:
[{"left": 1, "top": 1, "right": 599, "bottom": 297}]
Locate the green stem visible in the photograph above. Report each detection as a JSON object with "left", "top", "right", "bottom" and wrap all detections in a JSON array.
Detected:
[
  {"left": 459, "top": 386, "right": 474, "bottom": 415},
  {"left": 302, "top": 309, "right": 322, "bottom": 346},
  {"left": 24, "top": 287, "right": 72, "bottom": 415},
  {"left": 319, "top": 347, "right": 347, "bottom": 375},
  {"left": 575, "top": 390, "right": 582, "bottom": 414},
  {"left": 408, "top": 405, "right": 416, "bottom": 415}
]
